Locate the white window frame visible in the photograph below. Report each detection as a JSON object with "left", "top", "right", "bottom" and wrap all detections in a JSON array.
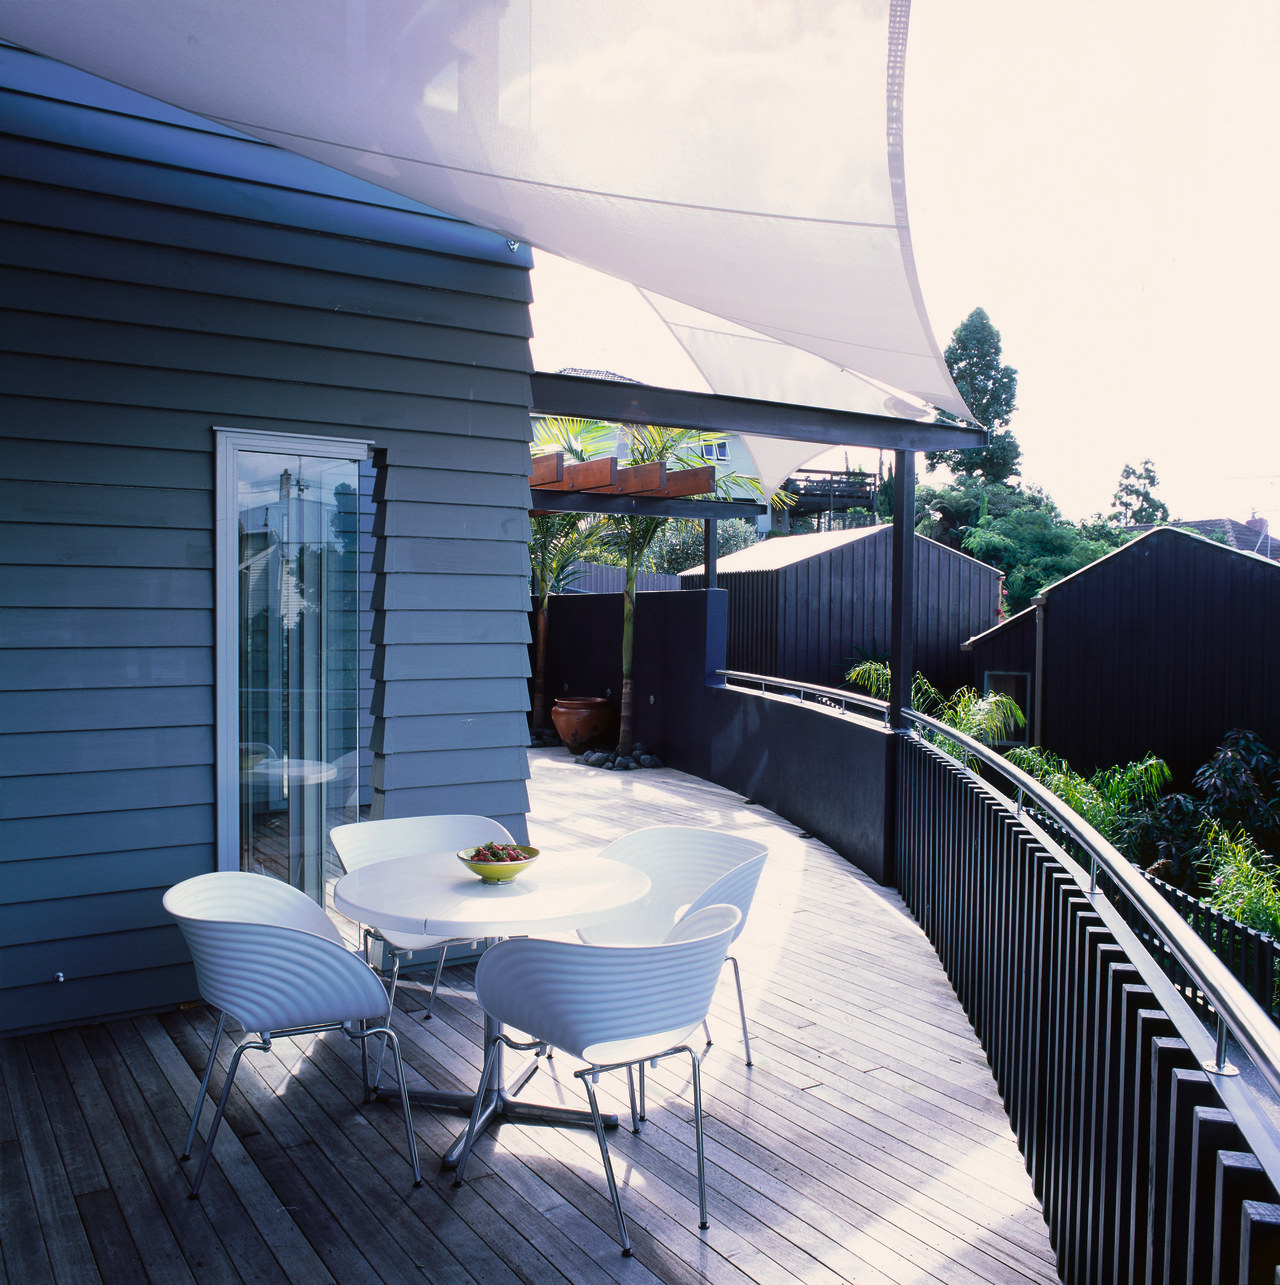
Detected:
[{"left": 213, "top": 427, "right": 372, "bottom": 871}]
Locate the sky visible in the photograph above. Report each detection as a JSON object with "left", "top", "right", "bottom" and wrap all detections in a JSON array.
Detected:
[{"left": 531, "top": 2, "right": 1280, "bottom": 532}]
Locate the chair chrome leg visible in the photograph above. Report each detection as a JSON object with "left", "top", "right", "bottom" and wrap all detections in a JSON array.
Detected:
[
  {"left": 580, "top": 1070, "right": 632, "bottom": 1256},
  {"left": 702, "top": 1018, "right": 713, "bottom": 1047},
  {"left": 424, "top": 945, "right": 448, "bottom": 1019},
  {"left": 727, "top": 954, "right": 752, "bottom": 1066},
  {"left": 686, "top": 1047, "right": 709, "bottom": 1229},
  {"left": 453, "top": 1036, "right": 502, "bottom": 1187},
  {"left": 190, "top": 1035, "right": 268, "bottom": 1198},
  {"left": 375, "top": 1026, "right": 422, "bottom": 1186},
  {"left": 638, "top": 1058, "right": 647, "bottom": 1122},
  {"left": 182, "top": 1010, "right": 226, "bottom": 1161},
  {"left": 371, "top": 951, "right": 402, "bottom": 1091},
  {"left": 625, "top": 1065, "right": 640, "bottom": 1132}
]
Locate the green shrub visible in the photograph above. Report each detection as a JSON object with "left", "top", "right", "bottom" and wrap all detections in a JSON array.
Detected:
[
  {"left": 845, "top": 661, "right": 1025, "bottom": 766},
  {"left": 1004, "top": 746, "right": 1170, "bottom": 846},
  {"left": 1201, "top": 821, "right": 1280, "bottom": 940}
]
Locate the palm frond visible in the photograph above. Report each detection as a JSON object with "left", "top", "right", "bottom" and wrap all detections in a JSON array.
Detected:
[{"left": 532, "top": 416, "right": 617, "bottom": 462}]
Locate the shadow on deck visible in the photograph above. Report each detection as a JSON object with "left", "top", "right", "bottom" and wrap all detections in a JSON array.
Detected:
[{"left": 0, "top": 749, "right": 1058, "bottom": 1284}]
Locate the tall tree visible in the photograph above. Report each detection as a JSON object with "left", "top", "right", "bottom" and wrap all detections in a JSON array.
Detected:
[
  {"left": 925, "top": 307, "right": 1020, "bottom": 485},
  {"left": 1109, "top": 458, "right": 1170, "bottom": 527}
]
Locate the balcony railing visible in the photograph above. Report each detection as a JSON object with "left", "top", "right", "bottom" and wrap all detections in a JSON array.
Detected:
[
  {"left": 720, "top": 671, "right": 1280, "bottom": 1284},
  {"left": 1033, "top": 813, "right": 1280, "bottom": 1024}
]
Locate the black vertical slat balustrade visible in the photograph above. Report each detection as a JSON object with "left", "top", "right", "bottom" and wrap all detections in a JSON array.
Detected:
[{"left": 891, "top": 732, "right": 1280, "bottom": 1285}]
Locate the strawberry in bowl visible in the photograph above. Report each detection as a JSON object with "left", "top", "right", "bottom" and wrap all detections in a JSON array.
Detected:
[{"left": 458, "top": 843, "right": 540, "bottom": 883}]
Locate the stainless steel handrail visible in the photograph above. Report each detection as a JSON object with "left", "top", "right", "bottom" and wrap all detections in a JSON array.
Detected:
[{"left": 717, "top": 669, "right": 889, "bottom": 724}]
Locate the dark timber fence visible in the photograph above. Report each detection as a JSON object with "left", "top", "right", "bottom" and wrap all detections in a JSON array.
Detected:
[{"left": 716, "top": 674, "right": 1280, "bottom": 1284}]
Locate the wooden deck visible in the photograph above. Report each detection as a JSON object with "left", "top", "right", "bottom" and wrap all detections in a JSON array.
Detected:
[{"left": 1, "top": 750, "right": 1058, "bottom": 1284}]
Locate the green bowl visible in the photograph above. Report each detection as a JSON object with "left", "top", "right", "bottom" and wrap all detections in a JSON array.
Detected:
[{"left": 457, "top": 845, "right": 540, "bottom": 883}]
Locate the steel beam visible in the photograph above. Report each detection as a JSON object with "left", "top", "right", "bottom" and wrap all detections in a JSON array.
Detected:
[
  {"left": 530, "top": 372, "right": 988, "bottom": 452},
  {"left": 529, "top": 491, "right": 765, "bottom": 519}
]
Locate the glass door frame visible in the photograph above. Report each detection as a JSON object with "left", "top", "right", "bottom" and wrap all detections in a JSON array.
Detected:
[{"left": 213, "top": 427, "right": 371, "bottom": 877}]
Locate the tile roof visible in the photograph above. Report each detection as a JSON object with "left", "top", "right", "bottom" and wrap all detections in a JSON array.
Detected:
[{"left": 1132, "top": 518, "right": 1277, "bottom": 561}]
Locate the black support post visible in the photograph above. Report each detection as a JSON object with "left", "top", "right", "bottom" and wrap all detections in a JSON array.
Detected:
[
  {"left": 703, "top": 518, "right": 717, "bottom": 590},
  {"left": 888, "top": 450, "right": 915, "bottom": 729}
]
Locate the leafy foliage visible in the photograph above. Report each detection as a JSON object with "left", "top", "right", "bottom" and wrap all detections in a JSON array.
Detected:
[
  {"left": 916, "top": 481, "right": 1132, "bottom": 614},
  {"left": 644, "top": 517, "right": 760, "bottom": 575},
  {"left": 961, "top": 500, "right": 1126, "bottom": 614},
  {"left": 536, "top": 420, "right": 761, "bottom": 753},
  {"left": 1114, "top": 791, "right": 1204, "bottom": 888},
  {"left": 1005, "top": 746, "right": 1171, "bottom": 844},
  {"left": 845, "top": 661, "right": 1024, "bottom": 765},
  {"left": 875, "top": 460, "right": 894, "bottom": 522},
  {"left": 1201, "top": 822, "right": 1280, "bottom": 940},
  {"left": 1120, "top": 730, "right": 1280, "bottom": 890},
  {"left": 529, "top": 514, "right": 600, "bottom": 604},
  {"left": 924, "top": 307, "right": 1020, "bottom": 484},
  {"left": 1019, "top": 730, "right": 1280, "bottom": 943},
  {"left": 1192, "top": 729, "right": 1280, "bottom": 851},
  {"left": 527, "top": 417, "right": 617, "bottom": 728},
  {"left": 1109, "top": 458, "right": 1170, "bottom": 527}
]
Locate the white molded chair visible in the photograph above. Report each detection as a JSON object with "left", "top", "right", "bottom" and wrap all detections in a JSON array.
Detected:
[
  {"left": 163, "top": 871, "right": 422, "bottom": 1195},
  {"left": 454, "top": 904, "right": 742, "bottom": 1256},
  {"left": 329, "top": 814, "right": 517, "bottom": 1021},
  {"left": 577, "top": 826, "right": 768, "bottom": 1064}
]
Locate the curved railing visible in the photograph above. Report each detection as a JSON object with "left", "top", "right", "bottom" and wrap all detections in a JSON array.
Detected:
[
  {"left": 720, "top": 670, "right": 1280, "bottom": 1283},
  {"left": 905, "top": 706, "right": 1280, "bottom": 1101},
  {"left": 718, "top": 668, "right": 889, "bottom": 723}
]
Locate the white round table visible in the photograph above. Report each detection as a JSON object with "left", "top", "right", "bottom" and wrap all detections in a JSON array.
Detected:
[
  {"left": 334, "top": 849, "right": 650, "bottom": 941},
  {"left": 334, "top": 848, "right": 652, "bottom": 1167}
]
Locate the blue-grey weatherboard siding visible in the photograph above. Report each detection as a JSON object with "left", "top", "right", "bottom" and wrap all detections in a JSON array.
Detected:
[{"left": 0, "top": 45, "right": 535, "bottom": 1036}]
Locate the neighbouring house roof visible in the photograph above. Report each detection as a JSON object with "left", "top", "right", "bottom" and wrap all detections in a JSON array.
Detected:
[
  {"left": 554, "top": 368, "right": 641, "bottom": 384},
  {"left": 679, "top": 524, "right": 995, "bottom": 577},
  {"left": 560, "top": 561, "right": 682, "bottom": 595},
  {"left": 1133, "top": 518, "right": 1278, "bottom": 562}
]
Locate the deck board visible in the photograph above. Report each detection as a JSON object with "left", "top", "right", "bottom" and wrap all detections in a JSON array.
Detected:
[{"left": 0, "top": 749, "right": 1058, "bottom": 1284}]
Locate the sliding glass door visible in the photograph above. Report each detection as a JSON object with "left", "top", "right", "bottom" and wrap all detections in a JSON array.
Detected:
[{"left": 217, "top": 431, "right": 367, "bottom": 900}]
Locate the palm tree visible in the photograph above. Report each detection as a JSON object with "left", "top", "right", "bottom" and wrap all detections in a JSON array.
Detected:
[
  {"left": 591, "top": 423, "right": 761, "bottom": 754},
  {"left": 528, "top": 418, "right": 613, "bottom": 730}
]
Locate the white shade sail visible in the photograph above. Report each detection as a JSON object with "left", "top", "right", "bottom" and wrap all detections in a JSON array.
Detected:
[{"left": 0, "top": 1, "right": 974, "bottom": 490}]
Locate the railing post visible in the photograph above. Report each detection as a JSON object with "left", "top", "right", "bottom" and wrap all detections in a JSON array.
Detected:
[
  {"left": 884, "top": 449, "right": 916, "bottom": 888},
  {"left": 1203, "top": 1014, "right": 1240, "bottom": 1077}
]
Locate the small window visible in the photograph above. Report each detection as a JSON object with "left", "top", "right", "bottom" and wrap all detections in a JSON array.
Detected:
[
  {"left": 984, "top": 671, "right": 1031, "bottom": 745},
  {"left": 701, "top": 442, "right": 729, "bottom": 461}
]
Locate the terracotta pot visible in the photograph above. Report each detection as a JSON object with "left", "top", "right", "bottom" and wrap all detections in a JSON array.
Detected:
[{"left": 550, "top": 697, "right": 618, "bottom": 753}]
